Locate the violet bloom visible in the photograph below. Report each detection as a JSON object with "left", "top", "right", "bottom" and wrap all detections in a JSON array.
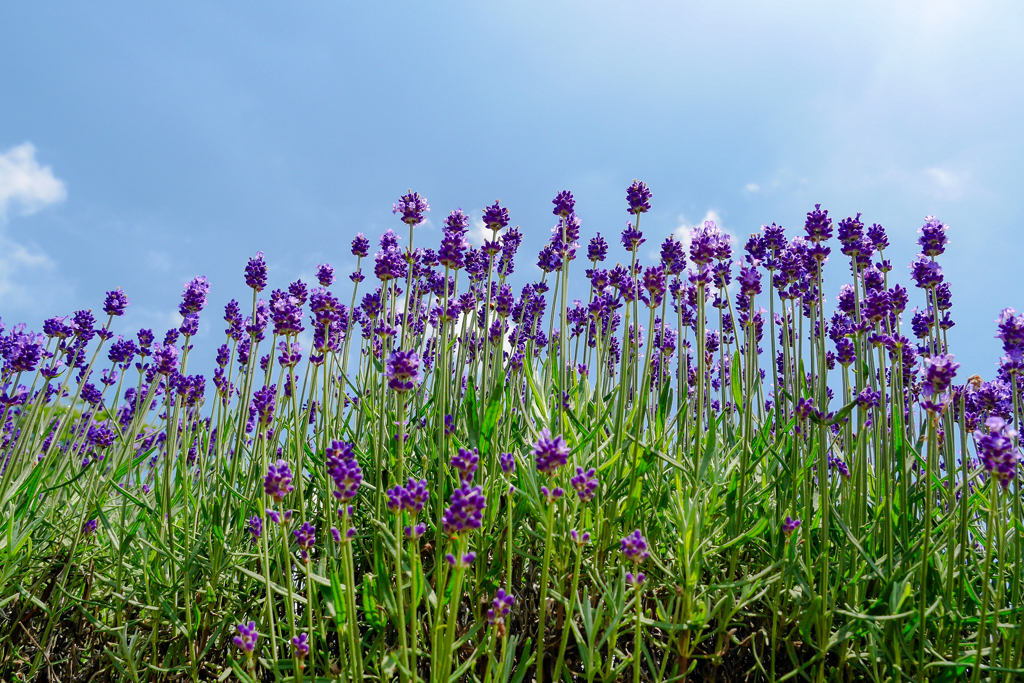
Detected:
[
  {"left": 909, "top": 255, "right": 943, "bottom": 289},
  {"left": 294, "top": 522, "right": 316, "bottom": 561},
  {"left": 441, "top": 482, "right": 486, "bottom": 536},
  {"left": 570, "top": 529, "right": 591, "bottom": 545},
  {"left": 247, "top": 514, "right": 262, "bottom": 543},
  {"left": 974, "top": 417, "right": 1021, "bottom": 488},
  {"left": 995, "top": 308, "right": 1024, "bottom": 362},
  {"left": 804, "top": 204, "right": 832, "bottom": 243},
  {"left": 445, "top": 552, "right": 476, "bottom": 568},
  {"left": 103, "top": 288, "right": 130, "bottom": 317},
  {"left": 499, "top": 452, "right": 515, "bottom": 474},
  {"left": 621, "top": 529, "right": 649, "bottom": 588},
  {"left": 451, "top": 447, "right": 479, "bottom": 483},
  {"left": 83, "top": 519, "right": 98, "bottom": 537},
  {"left": 626, "top": 179, "right": 652, "bottom": 215},
  {"left": 152, "top": 343, "right": 179, "bottom": 375},
  {"left": 179, "top": 276, "right": 210, "bottom": 317},
  {"left": 920, "top": 354, "right": 959, "bottom": 411},
  {"left": 570, "top": 466, "right": 598, "bottom": 502},
  {"left": 385, "top": 349, "right": 422, "bottom": 393},
  {"left": 292, "top": 633, "right": 310, "bottom": 660},
  {"left": 393, "top": 190, "right": 430, "bottom": 226},
  {"left": 246, "top": 252, "right": 268, "bottom": 292},
  {"left": 233, "top": 621, "right": 259, "bottom": 656},
  {"left": 642, "top": 265, "right": 666, "bottom": 308},
  {"left": 660, "top": 236, "right": 686, "bottom": 275},
  {"left": 252, "top": 384, "right": 276, "bottom": 428},
  {"left": 352, "top": 233, "right": 370, "bottom": 258},
  {"left": 533, "top": 428, "right": 569, "bottom": 476},
  {"left": 621, "top": 221, "right": 645, "bottom": 252},
  {"left": 264, "top": 459, "right": 295, "bottom": 503},
  {"left": 552, "top": 190, "right": 575, "bottom": 218},
  {"left": 738, "top": 265, "right": 761, "bottom": 298},
  {"left": 918, "top": 216, "right": 949, "bottom": 256},
  {"left": 482, "top": 200, "right": 510, "bottom": 231},
  {"left": 316, "top": 263, "right": 335, "bottom": 287},
  {"left": 326, "top": 440, "right": 362, "bottom": 500},
  {"left": 782, "top": 516, "right": 801, "bottom": 537},
  {"left": 588, "top": 233, "right": 608, "bottom": 262},
  {"left": 487, "top": 589, "right": 515, "bottom": 635}
]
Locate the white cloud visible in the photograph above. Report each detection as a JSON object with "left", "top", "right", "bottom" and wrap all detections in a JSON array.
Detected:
[
  {"left": 923, "top": 165, "right": 970, "bottom": 201},
  {"left": 0, "top": 234, "right": 59, "bottom": 311},
  {"left": 744, "top": 183, "right": 760, "bottom": 194},
  {"left": 0, "top": 142, "right": 67, "bottom": 219}
]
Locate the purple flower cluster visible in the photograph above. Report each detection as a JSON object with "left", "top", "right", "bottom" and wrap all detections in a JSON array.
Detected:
[
  {"left": 626, "top": 179, "right": 652, "bottom": 215},
  {"left": 974, "top": 417, "right": 1021, "bottom": 488},
  {"left": 294, "top": 522, "right": 316, "bottom": 561},
  {"left": 782, "top": 516, "right": 801, "bottom": 537},
  {"left": 534, "top": 428, "right": 569, "bottom": 475},
  {"left": 385, "top": 349, "right": 422, "bottom": 393},
  {"left": 264, "top": 458, "right": 295, "bottom": 503},
  {"left": 441, "top": 482, "right": 486, "bottom": 536},
  {"left": 326, "top": 440, "right": 361, "bottom": 501},
  {"left": 570, "top": 466, "right": 598, "bottom": 502},
  {"left": 621, "top": 529, "right": 649, "bottom": 587},
  {"left": 233, "top": 621, "right": 259, "bottom": 656},
  {"left": 451, "top": 447, "right": 479, "bottom": 483},
  {"left": 393, "top": 190, "right": 430, "bottom": 226}
]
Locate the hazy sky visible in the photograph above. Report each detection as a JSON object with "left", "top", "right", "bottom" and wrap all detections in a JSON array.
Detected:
[{"left": 2, "top": 1, "right": 1023, "bottom": 377}]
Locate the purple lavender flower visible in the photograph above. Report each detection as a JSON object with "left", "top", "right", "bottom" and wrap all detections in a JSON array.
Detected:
[
  {"left": 621, "top": 529, "right": 650, "bottom": 563},
  {"left": 867, "top": 223, "right": 889, "bottom": 251},
  {"left": 445, "top": 552, "right": 476, "bottom": 568},
  {"left": 738, "top": 265, "right": 761, "bottom": 298},
  {"left": 917, "top": 216, "right": 949, "bottom": 256},
  {"left": 588, "top": 233, "right": 608, "bottom": 262},
  {"left": 179, "top": 276, "right": 210, "bottom": 317},
  {"left": 995, "top": 308, "right": 1024, "bottom": 362},
  {"left": 152, "top": 343, "right": 179, "bottom": 375},
  {"left": 482, "top": 200, "right": 510, "bottom": 231},
  {"left": 570, "top": 529, "right": 591, "bottom": 545},
  {"left": 642, "top": 265, "right": 666, "bottom": 307},
  {"left": 264, "top": 458, "right": 294, "bottom": 503},
  {"left": 499, "top": 452, "right": 515, "bottom": 474},
  {"left": 103, "top": 288, "right": 130, "bottom": 317},
  {"left": 316, "top": 263, "right": 334, "bottom": 287},
  {"left": 626, "top": 179, "right": 652, "bottom": 215},
  {"left": 974, "top": 417, "right": 1021, "bottom": 488},
  {"left": 920, "top": 353, "right": 959, "bottom": 410},
  {"left": 393, "top": 190, "right": 430, "bottom": 226},
  {"left": 534, "top": 428, "right": 569, "bottom": 476},
  {"left": 909, "top": 255, "right": 943, "bottom": 289},
  {"left": 621, "top": 221, "right": 645, "bottom": 252},
  {"left": 233, "top": 621, "right": 259, "bottom": 656},
  {"left": 385, "top": 349, "right": 422, "bottom": 393},
  {"left": 83, "top": 519, "right": 98, "bottom": 537},
  {"left": 248, "top": 514, "right": 262, "bottom": 543},
  {"left": 374, "top": 246, "right": 407, "bottom": 282},
  {"left": 252, "top": 384, "right": 276, "bottom": 428},
  {"left": 291, "top": 633, "right": 310, "bottom": 660},
  {"left": 552, "top": 190, "right": 575, "bottom": 218},
  {"left": 441, "top": 482, "right": 486, "bottom": 536},
  {"left": 245, "top": 252, "right": 268, "bottom": 292},
  {"left": 782, "top": 516, "right": 801, "bottom": 537},
  {"left": 327, "top": 441, "right": 362, "bottom": 501},
  {"left": 451, "top": 447, "right": 479, "bottom": 483},
  {"left": 660, "top": 236, "right": 686, "bottom": 275},
  {"left": 570, "top": 466, "right": 598, "bottom": 502},
  {"left": 487, "top": 589, "right": 515, "bottom": 635},
  {"left": 294, "top": 522, "right": 316, "bottom": 561},
  {"left": 804, "top": 204, "right": 832, "bottom": 243}
]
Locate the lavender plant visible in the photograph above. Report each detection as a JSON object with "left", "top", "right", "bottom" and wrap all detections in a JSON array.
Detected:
[{"left": 1, "top": 188, "right": 1022, "bottom": 683}]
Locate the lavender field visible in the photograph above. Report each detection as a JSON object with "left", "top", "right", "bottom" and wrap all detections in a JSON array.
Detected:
[{"left": 1, "top": 184, "right": 1023, "bottom": 683}]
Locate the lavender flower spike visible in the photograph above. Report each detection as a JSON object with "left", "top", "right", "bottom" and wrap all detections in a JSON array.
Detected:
[{"left": 534, "top": 428, "right": 569, "bottom": 475}]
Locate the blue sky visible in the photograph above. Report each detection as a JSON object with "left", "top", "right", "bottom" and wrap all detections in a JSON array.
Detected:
[{"left": 2, "top": 1, "right": 1023, "bottom": 377}]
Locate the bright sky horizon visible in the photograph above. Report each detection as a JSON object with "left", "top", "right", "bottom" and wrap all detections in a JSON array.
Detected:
[{"left": 2, "top": 1, "right": 1023, "bottom": 379}]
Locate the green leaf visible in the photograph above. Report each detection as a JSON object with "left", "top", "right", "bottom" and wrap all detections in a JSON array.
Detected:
[{"left": 731, "top": 348, "right": 742, "bottom": 410}]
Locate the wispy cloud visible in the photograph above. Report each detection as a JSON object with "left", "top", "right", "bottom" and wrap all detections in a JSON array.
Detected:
[{"left": 0, "top": 142, "right": 67, "bottom": 219}]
